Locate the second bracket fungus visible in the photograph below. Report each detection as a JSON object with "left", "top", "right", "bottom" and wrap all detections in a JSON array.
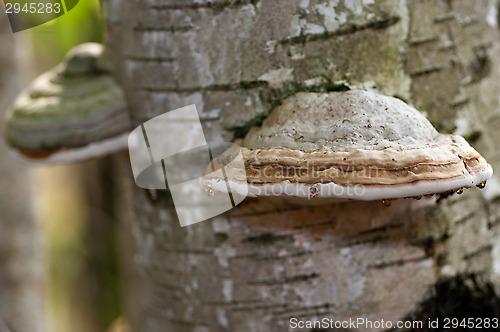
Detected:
[
  {"left": 205, "top": 90, "right": 492, "bottom": 202},
  {"left": 4, "top": 43, "right": 131, "bottom": 163}
]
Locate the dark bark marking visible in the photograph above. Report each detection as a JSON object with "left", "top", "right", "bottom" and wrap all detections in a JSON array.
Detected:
[
  {"left": 355, "top": 222, "right": 405, "bottom": 236},
  {"left": 410, "top": 234, "right": 451, "bottom": 251},
  {"left": 230, "top": 302, "right": 289, "bottom": 312},
  {"left": 214, "top": 232, "right": 229, "bottom": 242},
  {"left": 453, "top": 211, "right": 476, "bottom": 226},
  {"left": 462, "top": 244, "right": 493, "bottom": 260},
  {"left": 125, "top": 56, "right": 176, "bottom": 63},
  {"left": 449, "top": 96, "right": 470, "bottom": 108},
  {"left": 231, "top": 205, "right": 305, "bottom": 217},
  {"left": 149, "top": 264, "right": 186, "bottom": 275},
  {"left": 497, "top": 0, "right": 500, "bottom": 30},
  {"left": 341, "top": 234, "right": 391, "bottom": 247},
  {"left": 292, "top": 219, "right": 337, "bottom": 230},
  {"left": 134, "top": 23, "right": 196, "bottom": 32},
  {"left": 366, "top": 255, "right": 429, "bottom": 270},
  {"left": 158, "top": 245, "right": 215, "bottom": 255},
  {"left": 434, "top": 13, "right": 456, "bottom": 23},
  {"left": 247, "top": 272, "right": 319, "bottom": 285},
  {"left": 409, "top": 65, "right": 445, "bottom": 77},
  {"left": 277, "top": 15, "right": 400, "bottom": 46},
  {"left": 272, "top": 303, "right": 332, "bottom": 315},
  {"left": 150, "top": 0, "right": 260, "bottom": 11},
  {"left": 233, "top": 250, "right": 310, "bottom": 261},
  {"left": 465, "top": 130, "right": 482, "bottom": 144},
  {"left": 467, "top": 45, "right": 492, "bottom": 84},
  {"left": 203, "top": 298, "right": 262, "bottom": 306},
  {"left": 242, "top": 233, "right": 294, "bottom": 245},
  {"left": 141, "top": 80, "right": 269, "bottom": 93},
  {"left": 408, "top": 35, "right": 439, "bottom": 47}
]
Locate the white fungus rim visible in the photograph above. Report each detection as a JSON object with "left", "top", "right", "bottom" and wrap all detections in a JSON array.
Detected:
[
  {"left": 10, "top": 132, "right": 129, "bottom": 164},
  {"left": 204, "top": 165, "right": 492, "bottom": 200}
]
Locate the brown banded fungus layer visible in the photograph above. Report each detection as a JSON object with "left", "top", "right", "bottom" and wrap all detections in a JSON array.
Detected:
[{"left": 205, "top": 90, "right": 492, "bottom": 201}]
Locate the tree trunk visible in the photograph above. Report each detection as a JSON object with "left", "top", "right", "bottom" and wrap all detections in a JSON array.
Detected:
[
  {"left": 0, "top": 11, "right": 45, "bottom": 332},
  {"left": 103, "top": 0, "right": 500, "bottom": 330}
]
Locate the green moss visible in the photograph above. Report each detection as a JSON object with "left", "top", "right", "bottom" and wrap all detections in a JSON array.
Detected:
[
  {"left": 232, "top": 113, "right": 267, "bottom": 139},
  {"left": 466, "top": 130, "right": 482, "bottom": 144},
  {"left": 238, "top": 80, "right": 269, "bottom": 89},
  {"left": 9, "top": 75, "right": 125, "bottom": 122}
]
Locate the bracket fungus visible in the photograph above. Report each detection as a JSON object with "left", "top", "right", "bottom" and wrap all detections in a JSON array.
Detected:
[
  {"left": 4, "top": 43, "right": 131, "bottom": 163},
  {"left": 204, "top": 90, "right": 492, "bottom": 204}
]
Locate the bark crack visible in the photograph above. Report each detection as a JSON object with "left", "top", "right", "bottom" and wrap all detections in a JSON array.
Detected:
[
  {"left": 247, "top": 272, "right": 319, "bottom": 285},
  {"left": 150, "top": 0, "right": 260, "bottom": 11},
  {"left": 366, "top": 255, "right": 429, "bottom": 270},
  {"left": 133, "top": 23, "right": 196, "bottom": 32},
  {"left": 277, "top": 15, "right": 400, "bottom": 46}
]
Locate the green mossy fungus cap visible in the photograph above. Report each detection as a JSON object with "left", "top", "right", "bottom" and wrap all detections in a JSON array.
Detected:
[{"left": 5, "top": 43, "right": 131, "bottom": 162}]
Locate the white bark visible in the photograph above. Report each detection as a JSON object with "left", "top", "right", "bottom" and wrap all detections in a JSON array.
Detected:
[{"left": 103, "top": 0, "right": 500, "bottom": 330}]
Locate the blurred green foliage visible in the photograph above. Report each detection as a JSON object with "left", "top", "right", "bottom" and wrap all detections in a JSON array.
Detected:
[{"left": 29, "top": 0, "right": 101, "bottom": 70}]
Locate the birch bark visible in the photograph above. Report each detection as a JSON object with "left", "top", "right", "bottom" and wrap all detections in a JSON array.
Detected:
[{"left": 103, "top": 0, "right": 500, "bottom": 330}]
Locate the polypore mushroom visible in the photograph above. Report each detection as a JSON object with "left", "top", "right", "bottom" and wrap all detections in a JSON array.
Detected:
[
  {"left": 4, "top": 43, "right": 130, "bottom": 163},
  {"left": 204, "top": 90, "right": 492, "bottom": 204}
]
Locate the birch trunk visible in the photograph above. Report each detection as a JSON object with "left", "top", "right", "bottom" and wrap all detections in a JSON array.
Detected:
[
  {"left": 103, "top": 0, "right": 500, "bottom": 330},
  {"left": 0, "top": 11, "right": 44, "bottom": 332}
]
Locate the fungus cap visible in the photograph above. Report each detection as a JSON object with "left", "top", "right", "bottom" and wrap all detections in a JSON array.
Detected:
[
  {"left": 204, "top": 90, "right": 492, "bottom": 200},
  {"left": 4, "top": 43, "right": 130, "bottom": 163}
]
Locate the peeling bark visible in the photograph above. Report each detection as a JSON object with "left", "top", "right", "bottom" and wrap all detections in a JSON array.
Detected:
[{"left": 103, "top": 0, "right": 500, "bottom": 330}]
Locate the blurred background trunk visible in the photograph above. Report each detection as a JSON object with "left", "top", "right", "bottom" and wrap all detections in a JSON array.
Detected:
[
  {"left": 102, "top": 0, "right": 500, "bottom": 330},
  {"left": 0, "top": 10, "right": 44, "bottom": 332},
  {"left": 0, "top": 3, "right": 122, "bottom": 332}
]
